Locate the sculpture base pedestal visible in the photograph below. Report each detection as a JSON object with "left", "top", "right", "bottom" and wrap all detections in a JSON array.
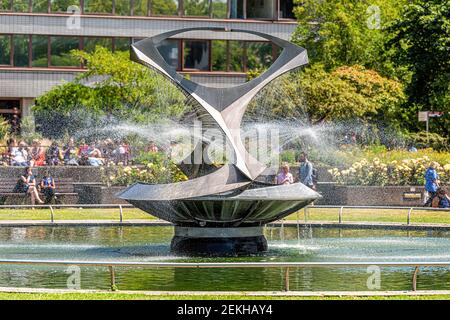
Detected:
[{"left": 170, "top": 226, "right": 267, "bottom": 256}]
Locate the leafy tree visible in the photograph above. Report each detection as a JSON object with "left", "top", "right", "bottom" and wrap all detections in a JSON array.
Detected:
[
  {"left": 292, "top": 0, "right": 407, "bottom": 75},
  {"left": 0, "top": 116, "right": 10, "bottom": 143},
  {"left": 33, "top": 47, "right": 187, "bottom": 138},
  {"left": 387, "top": 0, "right": 450, "bottom": 136},
  {"left": 247, "top": 65, "right": 405, "bottom": 125}
]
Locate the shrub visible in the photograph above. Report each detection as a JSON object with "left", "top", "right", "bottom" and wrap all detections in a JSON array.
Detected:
[
  {"left": 329, "top": 156, "right": 450, "bottom": 186},
  {"left": 104, "top": 152, "right": 188, "bottom": 186}
]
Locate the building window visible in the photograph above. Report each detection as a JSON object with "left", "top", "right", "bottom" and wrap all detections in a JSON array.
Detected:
[
  {"left": 132, "top": 0, "right": 148, "bottom": 16},
  {"left": 183, "top": 0, "right": 209, "bottom": 17},
  {"left": 211, "top": 40, "right": 226, "bottom": 71},
  {"left": 0, "top": 35, "right": 11, "bottom": 65},
  {"left": 151, "top": 0, "right": 178, "bottom": 16},
  {"left": 32, "top": 0, "right": 49, "bottom": 12},
  {"left": 0, "top": 0, "right": 12, "bottom": 11},
  {"left": 211, "top": 0, "right": 227, "bottom": 18},
  {"left": 114, "top": 0, "right": 130, "bottom": 15},
  {"left": 229, "top": 0, "right": 243, "bottom": 19},
  {"left": 114, "top": 37, "right": 131, "bottom": 52},
  {"left": 183, "top": 40, "right": 209, "bottom": 71},
  {"left": 279, "top": 0, "right": 294, "bottom": 19},
  {"left": 50, "top": 36, "right": 80, "bottom": 67},
  {"left": 13, "top": 0, "right": 30, "bottom": 12},
  {"left": 83, "top": 37, "right": 113, "bottom": 53},
  {"left": 13, "top": 35, "right": 29, "bottom": 67},
  {"left": 32, "top": 35, "right": 49, "bottom": 67},
  {"left": 50, "top": 0, "right": 80, "bottom": 12},
  {"left": 157, "top": 39, "right": 180, "bottom": 69},
  {"left": 247, "top": 0, "right": 274, "bottom": 19},
  {"left": 84, "top": 0, "right": 112, "bottom": 14}
]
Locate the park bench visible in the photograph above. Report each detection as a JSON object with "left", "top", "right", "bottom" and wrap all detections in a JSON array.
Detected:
[{"left": 0, "top": 178, "right": 78, "bottom": 205}]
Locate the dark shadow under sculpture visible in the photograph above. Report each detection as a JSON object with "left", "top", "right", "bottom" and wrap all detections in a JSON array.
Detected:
[{"left": 118, "top": 28, "right": 321, "bottom": 255}]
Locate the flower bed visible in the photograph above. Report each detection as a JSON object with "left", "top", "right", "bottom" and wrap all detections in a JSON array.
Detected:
[{"left": 328, "top": 156, "right": 450, "bottom": 186}]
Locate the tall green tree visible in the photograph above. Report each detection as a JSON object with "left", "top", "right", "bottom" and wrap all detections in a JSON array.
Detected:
[
  {"left": 292, "top": 0, "right": 407, "bottom": 75},
  {"left": 33, "top": 47, "right": 187, "bottom": 138},
  {"left": 387, "top": 0, "right": 450, "bottom": 136}
]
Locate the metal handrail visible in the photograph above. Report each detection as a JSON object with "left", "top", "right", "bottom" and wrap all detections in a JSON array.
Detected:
[
  {"left": 0, "top": 203, "right": 448, "bottom": 224},
  {"left": 0, "top": 259, "right": 448, "bottom": 292}
]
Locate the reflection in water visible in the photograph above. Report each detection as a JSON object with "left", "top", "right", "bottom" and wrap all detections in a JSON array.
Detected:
[{"left": 0, "top": 226, "right": 448, "bottom": 291}]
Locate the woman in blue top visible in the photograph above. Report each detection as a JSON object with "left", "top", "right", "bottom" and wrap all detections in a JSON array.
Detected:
[
  {"left": 424, "top": 162, "right": 439, "bottom": 206},
  {"left": 40, "top": 170, "right": 56, "bottom": 204}
]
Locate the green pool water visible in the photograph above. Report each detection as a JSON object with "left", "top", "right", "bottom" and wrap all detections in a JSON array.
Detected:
[{"left": 0, "top": 225, "right": 448, "bottom": 291}]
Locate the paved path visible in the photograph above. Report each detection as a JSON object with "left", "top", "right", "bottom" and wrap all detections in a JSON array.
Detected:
[{"left": 0, "top": 286, "right": 449, "bottom": 297}]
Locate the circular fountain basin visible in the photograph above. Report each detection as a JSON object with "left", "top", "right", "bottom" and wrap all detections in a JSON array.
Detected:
[{"left": 120, "top": 181, "right": 320, "bottom": 255}]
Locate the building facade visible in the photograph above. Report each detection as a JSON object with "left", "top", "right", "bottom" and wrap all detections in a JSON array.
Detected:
[{"left": 0, "top": 0, "right": 297, "bottom": 123}]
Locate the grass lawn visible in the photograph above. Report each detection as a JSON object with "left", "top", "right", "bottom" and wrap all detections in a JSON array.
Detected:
[
  {"left": 0, "top": 207, "right": 448, "bottom": 224},
  {"left": 0, "top": 208, "right": 154, "bottom": 221},
  {"left": 0, "top": 292, "right": 449, "bottom": 300}
]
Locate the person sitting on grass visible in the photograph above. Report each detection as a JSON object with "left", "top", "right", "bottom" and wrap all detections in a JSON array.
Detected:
[
  {"left": 40, "top": 170, "right": 56, "bottom": 204},
  {"left": 14, "top": 166, "right": 44, "bottom": 206},
  {"left": 30, "top": 139, "right": 45, "bottom": 167},
  {"left": 46, "top": 141, "right": 62, "bottom": 166},
  {"left": 63, "top": 138, "right": 79, "bottom": 166},
  {"left": 10, "top": 140, "right": 28, "bottom": 166},
  {"left": 87, "top": 142, "right": 104, "bottom": 166}
]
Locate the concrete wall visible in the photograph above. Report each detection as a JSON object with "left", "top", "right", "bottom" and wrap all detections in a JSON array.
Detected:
[
  {"left": 0, "top": 166, "right": 104, "bottom": 183},
  {"left": 0, "top": 14, "right": 296, "bottom": 41},
  {"left": 0, "top": 69, "right": 247, "bottom": 99},
  {"left": 317, "top": 184, "right": 426, "bottom": 207}
]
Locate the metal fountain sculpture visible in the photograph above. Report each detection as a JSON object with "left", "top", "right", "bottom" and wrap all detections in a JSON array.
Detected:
[{"left": 118, "top": 27, "right": 321, "bottom": 255}]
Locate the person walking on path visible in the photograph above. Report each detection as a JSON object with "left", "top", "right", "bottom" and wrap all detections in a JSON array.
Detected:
[{"left": 424, "top": 162, "right": 439, "bottom": 206}]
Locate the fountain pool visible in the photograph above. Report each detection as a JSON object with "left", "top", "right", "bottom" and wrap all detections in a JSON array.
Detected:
[{"left": 0, "top": 225, "right": 448, "bottom": 291}]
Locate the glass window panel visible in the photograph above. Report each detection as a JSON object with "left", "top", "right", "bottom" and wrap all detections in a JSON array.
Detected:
[
  {"left": 114, "top": 0, "right": 130, "bottom": 15},
  {"left": 13, "top": 35, "right": 29, "bottom": 67},
  {"left": 51, "top": 0, "right": 80, "bottom": 12},
  {"left": 84, "top": 37, "right": 113, "bottom": 53},
  {"left": 183, "top": 40, "right": 209, "bottom": 71},
  {"left": 132, "top": 0, "right": 148, "bottom": 16},
  {"left": 151, "top": 0, "right": 178, "bottom": 16},
  {"left": 32, "top": 35, "right": 48, "bottom": 67},
  {"left": 211, "top": 0, "right": 226, "bottom": 18},
  {"left": 247, "top": 0, "right": 274, "bottom": 19},
  {"left": 0, "top": 35, "right": 11, "bottom": 65},
  {"left": 32, "top": 0, "right": 48, "bottom": 12},
  {"left": 211, "top": 40, "right": 226, "bottom": 71},
  {"left": 50, "top": 36, "right": 80, "bottom": 67},
  {"left": 83, "top": 0, "right": 112, "bottom": 14},
  {"left": 114, "top": 37, "right": 130, "bottom": 52},
  {"left": 279, "top": 0, "right": 294, "bottom": 19},
  {"left": 246, "top": 42, "right": 274, "bottom": 70},
  {"left": 229, "top": 40, "right": 244, "bottom": 72},
  {"left": 13, "top": 0, "right": 29, "bottom": 12},
  {"left": 183, "top": 0, "right": 209, "bottom": 16},
  {"left": 229, "top": 0, "right": 243, "bottom": 18},
  {"left": 157, "top": 39, "right": 179, "bottom": 69},
  {"left": 1, "top": 0, "right": 12, "bottom": 11}
]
